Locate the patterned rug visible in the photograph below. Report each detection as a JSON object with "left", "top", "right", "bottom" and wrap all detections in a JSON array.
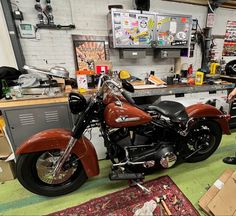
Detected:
[{"left": 49, "top": 176, "right": 199, "bottom": 216}]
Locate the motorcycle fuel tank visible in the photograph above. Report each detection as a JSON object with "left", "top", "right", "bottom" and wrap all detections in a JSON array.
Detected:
[{"left": 104, "top": 102, "right": 152, "bottom": 127}]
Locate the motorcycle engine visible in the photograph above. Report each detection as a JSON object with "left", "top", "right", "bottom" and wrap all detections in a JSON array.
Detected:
[
  {"left": 108, "top": 128, "right": 178, "bottom": 169},
  {"left": 156, "top": 145, "right": 177, "bottom": 168}
]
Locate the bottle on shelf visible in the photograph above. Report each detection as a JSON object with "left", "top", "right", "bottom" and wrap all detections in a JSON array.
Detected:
[
  {"left": 187, "top": 64, "right": 193, "bottom": 77},
  {"left": 1, "top": 80, "right": 12, "bottom": 100}
]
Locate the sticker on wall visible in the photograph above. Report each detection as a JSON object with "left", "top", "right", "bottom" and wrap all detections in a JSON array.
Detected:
[
  {"left": 184, "top": 23, "right": 190, "bottom": 32},
  {"left": 115, "top": 30, "right": 124, "bottom": 39},
  {"left": 176, "top": 31, "right": 186, "bottom": 40},
  {"left": 159, "top": 32, "right": 168, "bottom": 37},
  {"left": 117, "top": 36, "right": 130, "bottom": 45},
  {"left": 115, "top": 26, "right": 121, "bottom": 31},
  {"left": 169, "top": 21, "right": 177, "bottom": 34},
  {"left": 148, "top": 19, "right": 155, "bottom": 30},
  {"left": 139, "top": 37, "right": 147, "bottom": 43},
  {"left": 132, "top": 20, "right": 139, "bottom": 27},
  {"left": 181, "top": 17, "right": 187, "bottom": 23},
  {"left": 168, "top": 35, "right": 174, "bottom": 43},
  {"left": 157, "top": 17, "right": 171, "bottom": 27},
  {"left": 123, "top": 19, "right": 131, "bottom": 28},
  {"left": 133, "top": 39, "right": 139, "bottom": 45},
  {"left": 129, "top": 13, "right": 136, "bottom": 19},
  {"left": 114, "top": 13, "right": 121, "bottom": 24},
  {"left": 126, "top": 27, "right": 138, "bottom": 36},
  {"left": 139, "top": 16, "right": 148, "bottom": 29},
  {"left": 130, "top": 31, "right": 148, "bottom": 42},
  {"left": 171, "top": 40, "right": 187, "bottom": 46}
]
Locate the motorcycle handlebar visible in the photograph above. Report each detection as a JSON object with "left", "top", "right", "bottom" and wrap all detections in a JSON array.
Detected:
[
  {"left": 97, "top": 76, "right": 135, "bottom": 105},
  {"left": 121, "top": 90, "right": 135, "bottom": 105}
]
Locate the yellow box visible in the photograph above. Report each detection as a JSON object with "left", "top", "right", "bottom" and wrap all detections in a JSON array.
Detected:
[
  {"left": 210, "top": 63, "right": 220, "bottom": 75},
  {"left": 195, "top": 71, "right": 204, "bottom": 85}
]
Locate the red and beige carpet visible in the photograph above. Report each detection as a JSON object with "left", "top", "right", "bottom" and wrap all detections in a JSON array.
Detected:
[{"left": 49, "top": 175, "right": 199, "bottom": 216}]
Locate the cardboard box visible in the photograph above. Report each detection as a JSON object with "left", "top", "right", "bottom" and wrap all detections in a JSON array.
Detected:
[
  {"left": 208, "top": 171, "right": 236, "bottom": 216},
  {"left": 0, "top": 160, "right": 16, "bottom": 182},
  {"left": 0, "top": 127, "right": 15, "bottom": 182},
  {"left": 0, "top": 133, "right": 12, "bottom": 158},
  {"left": 199, "top": 169, "right": 235, "bottom": 215}
]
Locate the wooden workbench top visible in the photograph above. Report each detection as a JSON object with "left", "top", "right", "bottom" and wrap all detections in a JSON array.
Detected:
[
  {"left": 0, "top": 90, "right": 96, "bottom": 109},
  {"left": 0, "top": 96, "right": 68, "bottom": 108}
]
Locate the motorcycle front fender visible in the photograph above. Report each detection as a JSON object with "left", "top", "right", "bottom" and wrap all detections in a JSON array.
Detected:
[
  {"left": 186, "top": 103, "right": 231, "bottom": 135},
  {"left": 16, "top": 128, "right": 99, "bottom": 177}
]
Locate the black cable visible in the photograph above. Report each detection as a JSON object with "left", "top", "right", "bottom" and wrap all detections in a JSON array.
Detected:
[
  {"left": 197, "top": 22, "right": 204, "bottom": 36},
  {"left": 43, "top": 11, "right": 50, "bottom": 25},
  {"left": 10, "top": 2, "right": 19, "bottom": 10}
]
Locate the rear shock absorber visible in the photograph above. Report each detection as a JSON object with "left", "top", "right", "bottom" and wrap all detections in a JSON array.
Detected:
[{"left": 35, "top": 0, "right": 44, "bottom": 24}]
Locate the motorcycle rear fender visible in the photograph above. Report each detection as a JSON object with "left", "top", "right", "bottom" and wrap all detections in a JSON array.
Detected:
[
  {"left": 186, "top": 104, "right": 231, "bottom": 135},
  {"left": 16, "top": 128, "right": 99, "bottom": 177}
]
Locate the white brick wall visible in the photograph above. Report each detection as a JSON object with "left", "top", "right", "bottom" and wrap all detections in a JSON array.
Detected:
[{"left": 13, "top": 0, "right": 236, "bottom": 79}]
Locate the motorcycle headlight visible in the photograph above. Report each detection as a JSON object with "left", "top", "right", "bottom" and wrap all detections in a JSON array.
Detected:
[{"left": 68, "top": 92, "right": 87, "bottom": 114}]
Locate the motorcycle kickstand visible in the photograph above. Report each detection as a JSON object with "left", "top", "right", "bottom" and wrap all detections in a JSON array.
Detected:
[{"left": 129, "top": 179, "right": 150, "bottom": 194}]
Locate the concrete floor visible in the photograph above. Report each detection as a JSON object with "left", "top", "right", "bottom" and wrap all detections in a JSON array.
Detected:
[{"left": 0, "top": 132, "right": 236, "bottom": 215}]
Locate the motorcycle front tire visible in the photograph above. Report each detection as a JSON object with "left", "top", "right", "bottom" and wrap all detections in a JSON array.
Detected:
[{"left": 16, "top": 151, "right": 87, "bottom": 197}]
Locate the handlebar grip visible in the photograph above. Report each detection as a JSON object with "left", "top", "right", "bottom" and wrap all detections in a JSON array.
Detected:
[{"left": 121, "top": 90, "right": 135, "bottom": 105}]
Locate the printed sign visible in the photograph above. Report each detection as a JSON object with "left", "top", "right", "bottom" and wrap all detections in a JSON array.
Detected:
[
  {"left": 223, "top": 21, "right": 236, "bottom": 56},
  {"left": 72, "top": 35, "right": 109, "bottom": 70},
  {"left": 171, "top": 40, "right": 187, "bottom": 46}
]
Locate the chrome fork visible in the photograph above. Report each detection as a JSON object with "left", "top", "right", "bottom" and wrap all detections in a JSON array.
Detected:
[{"left": 52, "top": 137, "right": 77, "bottom": 177}]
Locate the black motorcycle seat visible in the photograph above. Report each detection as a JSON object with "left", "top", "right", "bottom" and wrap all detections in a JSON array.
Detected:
[{"left": 148, "top": 101, "right": 189, "bottom": 123}]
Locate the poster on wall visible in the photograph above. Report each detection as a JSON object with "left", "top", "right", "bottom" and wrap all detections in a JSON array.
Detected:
[
  {"left": 223, "top": 21, "right": 236, "bottom": 56},
  {"left": 72, "top": 35, "right": 109, "bottom": 70}
]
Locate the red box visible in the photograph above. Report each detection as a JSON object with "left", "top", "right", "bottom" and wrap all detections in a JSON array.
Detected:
[{"left": 95, "top": 65, "right": 109, "bottom": 74}]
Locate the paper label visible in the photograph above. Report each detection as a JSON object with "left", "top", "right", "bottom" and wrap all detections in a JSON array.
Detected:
[
  {"left": 77, "top": 75, "right": 88, "bottom": 89},
  {"left": 214, "top": 179, "right": 224, "bottom": 189},
  {"left": 207, "top": 13, "right": 215, "bottom": 28},
  {"left": 170, "top": 21, "right": 177, "bottom": 34}
]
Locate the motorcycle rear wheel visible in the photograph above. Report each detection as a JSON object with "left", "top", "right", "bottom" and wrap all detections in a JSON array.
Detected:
[
  {"left": 183, "top": 120, "right": 222, "bottom": 163},
  {"left": 16, "top": 150, "right": 87, "bottom": 197}
]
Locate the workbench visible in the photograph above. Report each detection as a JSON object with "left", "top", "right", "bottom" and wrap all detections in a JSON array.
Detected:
[
  {"left": 220, "top": 75, "right": 236, "bottom": 83},
  {"left": 0, "top": 82, "right": 234, "bottom": 159}
]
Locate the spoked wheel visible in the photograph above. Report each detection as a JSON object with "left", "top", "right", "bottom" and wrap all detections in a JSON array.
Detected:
[
  {"left": 183, "top": 120, "right": 222, "bottom": 162},
  {"left": 16, "top": 150, "right": 87, "bottom": 196}
]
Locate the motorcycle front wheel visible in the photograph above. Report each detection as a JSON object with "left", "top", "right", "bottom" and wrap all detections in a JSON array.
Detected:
[
  {"left": 16, "top": 150, "right": 87, "bottom": 196},
  {"left": 183, "top": 120, "right": 222, "bottom": 163}
]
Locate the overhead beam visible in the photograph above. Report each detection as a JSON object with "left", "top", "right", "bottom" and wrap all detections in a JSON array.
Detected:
[{"left": 161, "top": 0, "right": 236, "bottom": 9}]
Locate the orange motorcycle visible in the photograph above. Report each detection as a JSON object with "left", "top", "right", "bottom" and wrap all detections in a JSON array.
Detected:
[{"left": 16, "top": 74, "right": 231, "bottom": 196}]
